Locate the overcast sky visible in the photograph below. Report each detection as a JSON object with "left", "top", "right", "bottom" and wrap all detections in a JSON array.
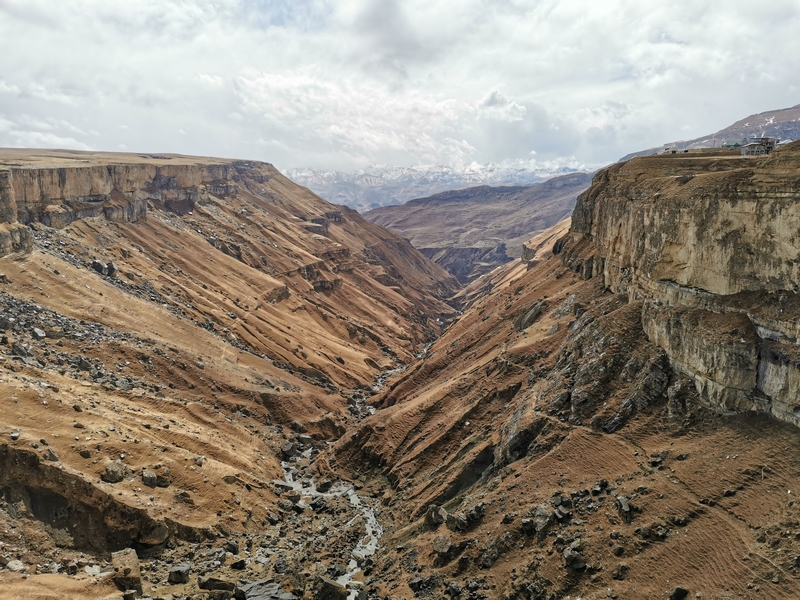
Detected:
[{"left": 1, "top": 0, "right": 798, "bottom": 172}]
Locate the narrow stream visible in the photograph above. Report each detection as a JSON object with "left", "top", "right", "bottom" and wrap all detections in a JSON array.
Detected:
[
  {"left": 275, "top": 364, "right": 411, "bottom": 597},
  {"left": 371, "top": 365, "right": 406, "bottom": 394},
  {"left": 281, "top": 461, "right": 383, "bottom": 599}
]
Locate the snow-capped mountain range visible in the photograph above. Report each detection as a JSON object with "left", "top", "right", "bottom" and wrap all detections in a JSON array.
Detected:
[{"left": 285, "top": 160, "right": 593, "bottom": 212}]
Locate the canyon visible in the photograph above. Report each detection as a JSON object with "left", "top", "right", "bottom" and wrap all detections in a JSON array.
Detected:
[
  {"left": 364, "top": 173, "right": 591, "bottom": 284},
  {"left": 3, "top": 141, "right": 800, "bottom": 600}
]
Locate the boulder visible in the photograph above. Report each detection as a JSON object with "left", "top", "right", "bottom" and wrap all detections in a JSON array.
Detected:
[
  {"left": 445, "top": 512, "right": 468, "bottom": 533},
  {"left": 198, "top": 575, "right": 236, "bottom": 591},
  {"left": 138, "top": 522, "right": 169, "bottom": 546},
  {"left": 317, "top": 478, "right": 334, "bottom": 493},
  {"left": 669, "top": 587, "right": 689, "bottom": 600},
  {"left": 168, "top": 563, "right": 190, "bottom": 584},
  {"left": 563, "top": 547, "right": 586, "bottom": 570},
  {"left": 141, "top": 469, "right": 158, "bottom": 487},
  {"left": 5, "top": 559, "right": 26, "bottom": 573},
  {"left": 314, "top": 576, "right": 349, "bottom": 600},
  {"left": 522, "top": 504, "right": 554, "bottom": 539},
  {"left": 110, "top": 548, "right": 142, "bottom": 594},
  {"left": 424, "top": 504, "right": 448, "bottom": 528},
  {"left": 616, "top": 495, "right": 633, "bottom": 523},
  {"left": 104, "top": 460, "right": 130, "bottom": 483},
  {"left": 91, "top": 260, "right": 107, "bottom": 275},
  {"left": 433, "top": 534, "right": 451, "bottom": 555}
]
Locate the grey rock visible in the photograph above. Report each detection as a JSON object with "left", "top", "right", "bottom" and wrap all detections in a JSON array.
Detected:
[
  {"left": 316, "top": 478, "right": 333, "bottom": 493},
  {"left": 236, "top": 579, "right": 297, "bottom": 599},
  {"left": 616, "top": 495, "right": 632, "bottom": 523},
  {"left": 563, "top": 547, "right": 586, "bottom": 570},
  {"left": 425, "top": 504, "right": 448, "bottom": 528},
  {"left": 141, "top": 469, "right": 158, "bottom": 487},
  {"left": 478, "top": 547, "right": 499, "bottom": 568},
  {"left": 91, "top": 260, "right": 107, "bottom": 275},
  {"left": 138, "top": 522, "right": 169, "bottom": 545},
  {"left": 168, "top": 563, "right": 191, "bottom": 584},
  {"left": 104, "top": 459, "right": 130, "bottom": 483},
  {"left": 315, "top": 576, "right": 349, "bottom": 600},
  {"left": 5, "top": 559, "right": 26, "bottom": 573},
  {"left": 198, "top": 575, "right": 236, "bottom": 591},
  {"left": 433, "top": 534, "right": 451, "bottom": 555},
  {"left": 528, "top": 503, "right": 555, "bottom": 538}
]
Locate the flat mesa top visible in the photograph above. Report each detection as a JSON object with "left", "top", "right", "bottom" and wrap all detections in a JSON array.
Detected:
[{"left": 0, "top": 148, "right": 255, "bottom": 169}]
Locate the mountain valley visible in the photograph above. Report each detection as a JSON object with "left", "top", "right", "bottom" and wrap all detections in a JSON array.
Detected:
[
  {"left": 285, "top": 163, "right": 587, "bottom": 214},
  {"left": 3, "top": 142, "right": 800, "bottom": 600},
  {"left": 363, "top": 173, "right": 592, "bottom": 284}
]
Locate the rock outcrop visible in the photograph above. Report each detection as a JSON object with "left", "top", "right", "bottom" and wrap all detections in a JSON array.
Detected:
[
  {"left": 332, "top": 141, "right": 800, "bottom": 600},
  {"left": 561, "top": 141, "right": 800, "bottom": 424}
]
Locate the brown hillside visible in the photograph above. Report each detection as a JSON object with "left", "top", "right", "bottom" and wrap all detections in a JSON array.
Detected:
[
  {"left": 332, "top": 143, "right": 800, "bottom": 599},
  {"left": 363, "top": 172, "right": 591, "bottom": 284},
  {"left": 0, "top": 148, "right": 458, "bottom": 598}
]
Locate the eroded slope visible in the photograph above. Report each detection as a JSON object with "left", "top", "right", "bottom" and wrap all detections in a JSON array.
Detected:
[
  {"left": 0, "top": 149, "right": 458, "bottom": 598},
  {"left": 332, "top": 144, "right": 800, "bottom": 599}
]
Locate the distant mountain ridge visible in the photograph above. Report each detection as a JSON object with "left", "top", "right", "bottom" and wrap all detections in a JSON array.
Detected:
[
  {"left": 363, "top": 171, "right": 593, "bottom": 283},
  {"left": 621, "top": 103, "right": 800, "bottom": 161},
  {"left": 286, "top": 160, "right": 587, "bottom": 212}
]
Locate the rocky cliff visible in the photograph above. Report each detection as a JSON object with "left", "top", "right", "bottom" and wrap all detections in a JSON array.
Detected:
[
  {"left": 562, "top": 142, "right": 800, "bottom": 425},
  {"left": 328, "top": 141, "right": 800, "bottom": 599}
]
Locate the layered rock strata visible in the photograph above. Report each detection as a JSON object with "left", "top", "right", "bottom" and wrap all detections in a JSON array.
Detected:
[{"left": 560, "top": 142, "right": 800, "bottom": 424}]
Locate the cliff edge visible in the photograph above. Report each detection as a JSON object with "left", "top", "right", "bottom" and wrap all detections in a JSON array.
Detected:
[{"left": 561, "top": 142, "right": 800, "bottom": 424}]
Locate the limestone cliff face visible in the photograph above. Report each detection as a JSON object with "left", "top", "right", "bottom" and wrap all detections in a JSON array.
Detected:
[
  {"left": 561, "top": 142, "right": 800, "bottom": 425},
  {"left": 0, "top": 156, "right": 245, "bottom": 254},
  {"left": 0, "top": 169, "right": 32, "bottom": 254},
  {"left": 2, "top": 160, "right": 257, "bottom": 232}
]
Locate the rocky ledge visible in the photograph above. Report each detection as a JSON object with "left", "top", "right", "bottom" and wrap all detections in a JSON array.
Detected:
[{"left": 558, "top": 142, "right": 800, "bottom": 425}]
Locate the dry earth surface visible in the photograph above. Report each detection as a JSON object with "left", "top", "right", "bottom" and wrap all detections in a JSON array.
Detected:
[
  {"left": 0, "top": 149, "right": 457, "bottom": 600},
  {"left": 330, "top": 143, "right": 800, "bottom": 599},
  {"left": 3, "top": 143, "right": 800, "bottom": 600}
]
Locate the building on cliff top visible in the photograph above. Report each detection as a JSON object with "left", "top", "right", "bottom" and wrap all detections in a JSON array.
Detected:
[{"left": 741, "top": 136, "right": 779, "bottom": 156}]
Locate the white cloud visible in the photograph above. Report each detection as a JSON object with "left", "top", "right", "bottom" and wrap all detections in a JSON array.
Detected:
[
  {"left": 6, "top": 130, "right": 92, "bottom": 150},
  {"left": 195, "top": 73, "right": 225, "bottom": 88},
  {"left": 478, "top": 90, "right": 527, "bottom": 122},
  {"left": 0, "top": 0, "right": 798, "bottom": 170}
]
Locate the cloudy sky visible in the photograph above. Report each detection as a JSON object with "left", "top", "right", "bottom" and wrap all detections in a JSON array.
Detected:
[{"left": 1, "top": 0, "right": 799, "bottom": 172}]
